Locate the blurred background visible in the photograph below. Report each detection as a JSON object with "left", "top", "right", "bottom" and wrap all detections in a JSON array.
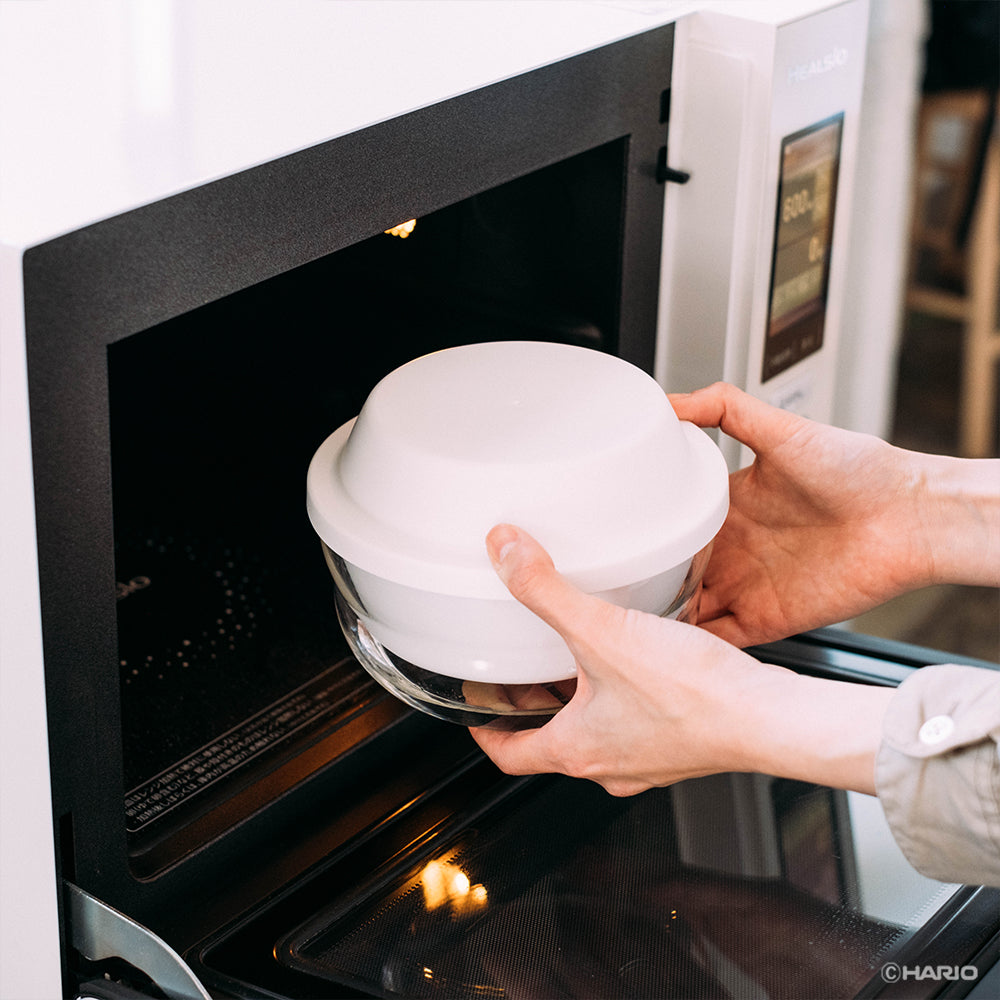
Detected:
[{"left": 844, "top": 0, "right": 998, "bottom": 662}]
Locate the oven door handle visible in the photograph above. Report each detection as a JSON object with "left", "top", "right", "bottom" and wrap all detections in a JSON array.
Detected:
[{"left": 67, "top": 882, "right": 211, "bottom": 1000}]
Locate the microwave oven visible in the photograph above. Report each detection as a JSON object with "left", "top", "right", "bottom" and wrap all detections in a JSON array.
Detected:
[{"left": 3, "top": 2, "right": 998, "bottom": 998}]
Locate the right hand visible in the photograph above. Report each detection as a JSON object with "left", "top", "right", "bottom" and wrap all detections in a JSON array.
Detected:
[{"left": 669, "top": 383, "right": 977, "bottom": 648}]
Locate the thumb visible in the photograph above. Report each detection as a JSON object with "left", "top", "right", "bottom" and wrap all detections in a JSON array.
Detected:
[
  {"left": 668, "top": 381, "right": 805, "bottom": 455},
  {"left": 486, "top": 524, "right": 610, "bottom": 642}
]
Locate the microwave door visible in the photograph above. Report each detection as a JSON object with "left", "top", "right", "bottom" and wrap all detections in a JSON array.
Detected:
[{"left": 185, "top": 630, "right": 1000, "bottom": 1000}]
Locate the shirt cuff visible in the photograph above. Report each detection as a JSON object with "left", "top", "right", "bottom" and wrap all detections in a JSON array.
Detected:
[{"left": 875, "top": 663, "right": 1000, "bottom": 887}]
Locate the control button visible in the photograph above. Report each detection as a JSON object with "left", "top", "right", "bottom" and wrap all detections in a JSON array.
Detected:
[{"left": 918, "top": 715, "right": 955, "bottom": 745}]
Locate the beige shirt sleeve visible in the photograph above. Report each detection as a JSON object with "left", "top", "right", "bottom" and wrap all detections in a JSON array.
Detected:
[{"left": 875, "top": 663, "right": 1000, "bottom": 888}]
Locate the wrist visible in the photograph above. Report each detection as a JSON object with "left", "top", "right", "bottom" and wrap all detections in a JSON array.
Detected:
[
  {"left": 731, "top": 671, "right": 895, "bottom": 795},
  {"left": 907, "top": 452, "right": 1000, "bottom": 588}
]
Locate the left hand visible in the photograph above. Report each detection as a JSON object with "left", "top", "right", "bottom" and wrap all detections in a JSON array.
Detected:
[{"left": 470, "top": 525, "right": 893, "bottom": 797}]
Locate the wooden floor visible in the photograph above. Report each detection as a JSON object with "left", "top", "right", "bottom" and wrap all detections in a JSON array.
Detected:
[{"left": 847, "top": 310, "right": 999, "bottom": 664}]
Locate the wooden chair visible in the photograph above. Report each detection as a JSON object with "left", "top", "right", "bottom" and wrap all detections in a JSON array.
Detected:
[{"left": 905, "top": 90, "right": 1000, "bottom": 457}]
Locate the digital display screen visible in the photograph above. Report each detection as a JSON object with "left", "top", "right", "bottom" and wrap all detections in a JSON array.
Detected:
[{"left": 762, "top": 114, "right": 843, "bottom": 382}]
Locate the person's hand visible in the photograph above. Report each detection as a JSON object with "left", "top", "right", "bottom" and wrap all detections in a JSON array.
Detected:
[
  {"left": 670, "top": 382, "right": 1000, "bottom": 648},
  {"left": 470, "top": 524, "right": 893, "bottom": 796}
]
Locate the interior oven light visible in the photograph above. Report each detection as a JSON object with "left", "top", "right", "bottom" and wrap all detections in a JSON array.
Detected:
[{"left": 384, "top": 218, "right": 417, "bottom": 238}]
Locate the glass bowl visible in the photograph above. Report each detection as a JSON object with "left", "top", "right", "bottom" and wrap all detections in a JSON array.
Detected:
[
  {"left": 306, "top": 342, "right": 729, "bottom": 728},
  {"left": 324, "top": 541, "right": 713, "bottom": 729}
]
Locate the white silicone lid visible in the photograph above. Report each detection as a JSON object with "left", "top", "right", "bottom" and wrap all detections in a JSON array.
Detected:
[{"left": 306, "top": 341, "right": 728, "bottom": 599}]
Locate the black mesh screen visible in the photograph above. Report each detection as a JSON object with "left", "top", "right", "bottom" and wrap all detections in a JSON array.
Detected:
[{"left": 278, "top": 775, "right": 953, "bottom": 999}]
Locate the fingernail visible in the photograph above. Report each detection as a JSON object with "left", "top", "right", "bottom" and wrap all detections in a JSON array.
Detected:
[
  {"left": 496, "top": 540, "right": 517, "bottom": 565},
  {"left": 487, "top": 524, "right": 519, "bottom": 573}
]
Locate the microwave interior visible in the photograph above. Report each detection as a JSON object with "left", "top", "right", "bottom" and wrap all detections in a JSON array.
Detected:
[{"left": 22, "top": 22, "right": 999, "bottom": 1000}]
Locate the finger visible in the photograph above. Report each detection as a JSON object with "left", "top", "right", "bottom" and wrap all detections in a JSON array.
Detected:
[
  {"left": 694, "top": 611, "right": 753, "bottom": 649},
  {"left": 668, "top": 382, "right": 805, "bottom": 455},
  {"left": 486, "top": 524, "right": 612, "bottom": 640},
  {"left": 472, "top": 718, "right": 651, "bottom": 796},
  {"left": 468, "top": 723, "right": 555, "bottom": 776}
]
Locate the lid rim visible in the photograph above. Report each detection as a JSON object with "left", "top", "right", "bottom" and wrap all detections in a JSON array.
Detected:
[{"left": 307, "top": 420, "right": 729, "bottom": 599}]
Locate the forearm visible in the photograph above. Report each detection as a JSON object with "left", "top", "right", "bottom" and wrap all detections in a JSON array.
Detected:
[{"left": 906, "top": 452, "right": 1000, "bottom": 589}]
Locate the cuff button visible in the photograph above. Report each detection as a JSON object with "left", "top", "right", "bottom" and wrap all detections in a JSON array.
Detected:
[{"left": 918, "top": 714, "right": 955, "bottom": 745}]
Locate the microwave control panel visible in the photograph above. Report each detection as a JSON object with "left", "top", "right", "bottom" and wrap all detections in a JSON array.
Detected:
[{"left": 762, "top": 113, "right": 844, "bottom": 385}]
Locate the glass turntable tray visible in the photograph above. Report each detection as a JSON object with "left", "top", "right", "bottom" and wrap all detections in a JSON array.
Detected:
[{"left": 274, "top": 772, "right": 966, "bottom": 1000}]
